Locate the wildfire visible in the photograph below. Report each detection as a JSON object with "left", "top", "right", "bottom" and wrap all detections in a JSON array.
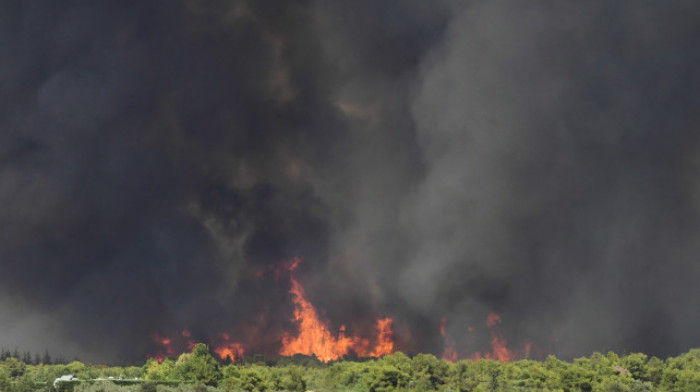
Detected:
[
  {"left": 212, "top": 332, "right": 243, "bottom": 361},
  {"left": 149, "top": 257, "right": 395, "bottom": 363},
  {"left": 482, "top": 313, "right": 514, "bottom": 362},
  {"left": 370, "top": 318, "right": 394, "bottom": 357},
  {"left": 148, "top": 258, "right": 542, "bottom": 364},
  {"left": 440, "top": 317, "right": 458, "bottom": 363},
  {"left": 150, "top": 333, "right": 175, "bottom": 363},
  {"left": 441, "top": 313, "right": 532, "bottom": 363},
  {"left": 182, "top": 330, "right": 196, "bottom": 351},
  {"left": 215, "top": 344, "right": 245, "bottom": 362},
  {"left": 279, "top": 258, "right": 395, "bottom": 361}
]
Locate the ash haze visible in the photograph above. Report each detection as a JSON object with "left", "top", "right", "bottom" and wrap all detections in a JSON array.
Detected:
[{"left": 1, "top": 0, "right": 700, "bottom": 364}]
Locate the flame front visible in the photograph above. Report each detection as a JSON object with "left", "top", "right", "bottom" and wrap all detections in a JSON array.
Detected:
[
  {"left": 149, "top": 258, "right": 396, "bottom": 363},
  {"left": 145, "top": 258, "right": 541, "bottom": 363}
]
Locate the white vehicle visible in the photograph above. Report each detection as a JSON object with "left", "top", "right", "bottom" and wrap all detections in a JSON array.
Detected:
[{"left": 53, "top": 375, "right": 79, "bottom": 388}]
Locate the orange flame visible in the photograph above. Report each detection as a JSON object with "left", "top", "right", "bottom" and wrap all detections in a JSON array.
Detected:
[
  {"left": 440, "top": 317, "right": 458, "bottom": 363},
  {"left": 280, "top": 274, "right": 365, "bottom": 361},
  {"left": 212, "top": 331, "right": 245, "bottom": 362},
  {"left": 370, "top": 318, "right": 395, "bottom": 357},
  {"left": 150, "top": 333, "right": 175, "bottom": 363},
  {"left": 483, "top": 313, "right": 513, "bottom": 362},
  {"left": 279, "top": 259, "right": 394, "bottom": 362},
  {"left": 215, "top": 343, "right": 245, "bottom": 362},
  {"left": 149, "top": 257, "right": 394, "bottom": 363},
  {"left": 440, "top": 313, "right": 532, "bottom": 363}
]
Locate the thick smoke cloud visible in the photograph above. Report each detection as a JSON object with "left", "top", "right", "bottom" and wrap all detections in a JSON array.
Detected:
[
  {"left": 402, "top": 1, "right": 700, "bottom": 358},
  {"left": 1, "top": 0, "right": 700, "bottom": 363}
]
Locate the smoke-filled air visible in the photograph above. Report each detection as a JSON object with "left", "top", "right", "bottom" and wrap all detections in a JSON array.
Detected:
[{"left": 2, "top": 0, "right": 700, "bottom": 365}]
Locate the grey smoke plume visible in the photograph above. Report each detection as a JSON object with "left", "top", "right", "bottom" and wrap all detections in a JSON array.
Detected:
[{"left": 1, "top": 1, "right": 699, "bottom": 363}]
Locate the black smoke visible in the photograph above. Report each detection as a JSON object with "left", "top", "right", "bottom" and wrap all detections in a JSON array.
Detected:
[{"left": 1, "top": 0, "right": 700, "bottom": 363}]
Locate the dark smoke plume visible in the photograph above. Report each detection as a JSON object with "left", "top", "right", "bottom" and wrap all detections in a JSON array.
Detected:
[{"left": 1, "top": 0, "right": 700, "bottom": 363}]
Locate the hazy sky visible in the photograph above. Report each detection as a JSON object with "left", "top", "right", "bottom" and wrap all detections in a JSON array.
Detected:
[{"left": 1, "top": 1, "right": 700, "bottom": 364}]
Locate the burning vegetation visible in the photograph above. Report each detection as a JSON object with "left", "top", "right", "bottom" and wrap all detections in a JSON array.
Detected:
[
  {"left": 150, "top": 258, "right": 396, "bottom": 363},
  {"left": 150, "top": 258, "right": 533, "bottom": 364},
  {"left": 439, "top": 313, "right": 533, "bottom": 364}
]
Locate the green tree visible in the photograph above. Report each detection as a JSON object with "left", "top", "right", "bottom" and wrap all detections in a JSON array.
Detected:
[
  {"left": 10, "top": 375, "right": 36, "bottom": 392},
  {"left": 323, "top": 361, "right": 366, "bottom": 390},
  {"left": 601, "top": 378, "right": 631, "bottom": 392},
  {"left": 559, "top": 365, "right": 594, "bottom": 392},
  {"left": 621, "top": 353, "right": 648, "bottom": 381},
  {"left": 65, "top": 362, "right": 88, "bottom": 379},
  {"left": 41, "top": 352, "right": 51, "bottom": 366},
  {"left": 410, "top": 354, "right": 448, "bottom": 390},
  {"left": 447, "top": 361, "right": 481, "bottom": 392},
  {"left": 2, "top": 358, "right": 26, "bottom": 378},
  {"left": 0, "top": 372, "right": 10, "bottom": 392},
  {"left": 486, "top": 363, "right": 501, "bottom": 392},
  {"left": 143, "top": 359, "right": 175, "bottom": 380},
  {"left": 363, "top": 365, "right": 409, "bottom": 392},
  {"left": 227, "top": 367, "right": 272, "bottom": 392},
  {"left": 171, "top": 344, "right": 221, "bottom": 386},
  {"left": 378, "top": 352, "right": 411, "bottom": 374},
  {"left": 628, "top": 380, "right": 653, "bottom": 392},
  {"left": 138, "top": 382, "right": 157, "bottom": 392},
  {"left": 644, "top": 357, "right": 664, "bottom": 385},
  {"left": 281, "top": 367, "right": 305, "bottom": 392}
]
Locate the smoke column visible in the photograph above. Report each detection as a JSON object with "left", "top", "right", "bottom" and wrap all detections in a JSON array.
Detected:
[{"left": 1, "top": 1, "right": 700, "bottom": 363}]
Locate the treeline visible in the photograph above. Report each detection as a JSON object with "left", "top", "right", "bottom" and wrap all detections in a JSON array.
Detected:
[
  {"left": 2, "top": 343, "right": 700, "bottom": 392},
  {"left": 0, "top": 348, "right": 71, "bottom": 366}
]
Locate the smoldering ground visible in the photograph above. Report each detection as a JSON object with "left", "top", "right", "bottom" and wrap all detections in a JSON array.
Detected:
[{"left": 1, "top": 0, "right": 700, "bottom": 363}]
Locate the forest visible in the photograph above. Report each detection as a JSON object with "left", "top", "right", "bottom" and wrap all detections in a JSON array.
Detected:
[{"left": 1, "top": 344, "right": 700, "bottom": 392}]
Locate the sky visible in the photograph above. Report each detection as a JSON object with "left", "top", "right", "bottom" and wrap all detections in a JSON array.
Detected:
[{"left": 1, "top": 0, "right": 700, "bottom": 364}]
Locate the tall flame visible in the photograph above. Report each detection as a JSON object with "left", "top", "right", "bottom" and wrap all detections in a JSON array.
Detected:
[
  {"left": 279, "top": 260, "right": 395, "bottom": 362},
  {"left": 483, "top": 313, "right": 513, "bottom": 362},
  {"left": 370, "top": 318, "right": 395, "bottom": 357},
  {"left": 279, "top": 275, "right": 362, "bottom": 361}
]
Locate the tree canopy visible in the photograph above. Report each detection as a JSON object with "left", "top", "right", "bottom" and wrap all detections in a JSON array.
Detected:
[{"left": 3, "top": 346, "right": 700, "bottom": 391}]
